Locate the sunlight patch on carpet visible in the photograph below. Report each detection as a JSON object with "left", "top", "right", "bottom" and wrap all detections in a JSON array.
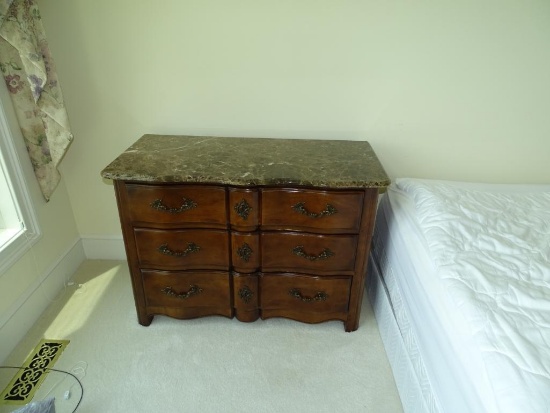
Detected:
[{"left": 1, "top": 339, "right": 69, "bottom": 405}]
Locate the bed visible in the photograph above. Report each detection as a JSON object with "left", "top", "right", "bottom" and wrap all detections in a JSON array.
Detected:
[{"left": 367, "top": 178, "right": 550, "bottom": 413}]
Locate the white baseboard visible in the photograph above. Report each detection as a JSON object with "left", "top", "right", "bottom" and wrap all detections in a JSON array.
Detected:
[
  {"left": 81, "top": 235, "right": 126, "bottom": 260},
  {"left": 0, "top": 237, "right": 86, "bottom": 363}
]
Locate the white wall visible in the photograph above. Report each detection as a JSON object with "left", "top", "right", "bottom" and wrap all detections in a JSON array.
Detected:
[
  {"left": 0, "top": 79, "right": 83, "bottom": 363},
  {"left": 38, "top": 0, "right": 550, "bottom": 240}
]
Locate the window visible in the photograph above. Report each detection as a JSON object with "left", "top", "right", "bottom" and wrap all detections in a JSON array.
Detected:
[{"left": 0, "top": 85, "right": 40, "bottom": 274}]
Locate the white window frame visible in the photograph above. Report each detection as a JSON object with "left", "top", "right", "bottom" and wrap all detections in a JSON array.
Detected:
[{"left": 0, "top": 83, "right": 41, "bottom": 275}]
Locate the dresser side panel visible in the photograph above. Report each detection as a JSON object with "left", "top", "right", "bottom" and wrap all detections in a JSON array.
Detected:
[
  {"left": 114, "top": 180, "right": 152, "bottom": 326},
  {"left": 345, "top": 188, "right": 379, "bottom": 332}
]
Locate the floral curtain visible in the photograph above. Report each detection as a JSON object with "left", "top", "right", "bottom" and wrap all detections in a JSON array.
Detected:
[{"left": 0, "top": 0, "right": 72, "bottom": 201}]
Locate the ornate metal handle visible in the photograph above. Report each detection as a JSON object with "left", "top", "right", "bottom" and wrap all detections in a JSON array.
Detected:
[
  {"left": 289, "top": 288, "right": 328, "bottom": 303},
  {"left": 161, "top": 285, "right": 202, "bottom": 300},
  {"left": 237, "top": 243, "right": 253, "bottom": 262},
  {"left": 150, "top": 198, "right": 197, "bottom": 214},
  {"left": 291, "top": 202, "right": 337, "bottom": 218},
  {"left": 292, "top": 246, "right": 334, "bottom": 261},
  {"left": 234, "top": 199, "right": 252, "bottom": 220},
  {"left": 158, "top": 242, "right": 200, "bottom": 257},
  {"left": 238, "top": 285, "right": 254, "bottom": 303}
]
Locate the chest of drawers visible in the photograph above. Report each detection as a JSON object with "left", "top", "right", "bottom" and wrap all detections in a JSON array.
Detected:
[{"left": 101, "top": 135, "right": 389, "bottom": 331}]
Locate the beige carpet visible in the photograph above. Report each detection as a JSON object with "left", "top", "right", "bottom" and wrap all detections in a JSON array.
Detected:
[{"left": 3, "top": 260, "right": 403, "bottom": 413}]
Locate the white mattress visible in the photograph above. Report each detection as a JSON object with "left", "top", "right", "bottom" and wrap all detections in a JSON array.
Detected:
[
  {"left": 370, "top": 178, "right": 550, "bottom": 413},
  {"left": 368, "top": 246, "right": 440, "bottom": 413}
]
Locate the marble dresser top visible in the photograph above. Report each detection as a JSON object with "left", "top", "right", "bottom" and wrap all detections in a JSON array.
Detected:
[{"left": 101, "top": 135, "right": 390, "bottom": 189}]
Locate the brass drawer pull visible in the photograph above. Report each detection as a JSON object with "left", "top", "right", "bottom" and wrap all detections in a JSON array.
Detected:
[
  {"left": 158, "top": 242, "right": 201, "bottom": 257},
  {"left": 238, "top": 285, "right": 254, "bottom": 303},
  {"left": 291, "top": 202, "right": 337, "bottom": 218},
  {"left": 161, "top": 285, "right": 203, "bottom": 300},
  {"left": 292, "top": 246, "right": 334, "bottom": 261},
  {"left": 150, "top": 198, "right": 197, "bottom": 214},
  {"left": 289, "top": 288, "right": 328, "bottom": 303},
  {"left": 237, "top": 242, "right": 253, "bottom": 262},
  {"left": 234, "top": 199, "right": 252, "bottom": 220}
]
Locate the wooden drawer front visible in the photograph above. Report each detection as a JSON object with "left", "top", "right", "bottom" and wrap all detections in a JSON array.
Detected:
[
  {"left": 229, "top": 188, "right": 259, "bottom": 231},
  {"left": 125, "top": 184, "right": 227, "bottom": 226},
  {"left": 231, "top": 232, "right": 260, "bottom": 273},
  {"left": 134, "top": 228, "right": 229, "bottom": 270},
  {"left": 261, "top": 232, "right": 357, "bottom": 275},
  {"left": 261, "top": 189, "right": 363, "bottom": 233},
  {"left": 260, "top": 274, "right": 351, "bottom": 314},
  {"left": 142, "top": 270, "right": 230, "bottom": 308}
]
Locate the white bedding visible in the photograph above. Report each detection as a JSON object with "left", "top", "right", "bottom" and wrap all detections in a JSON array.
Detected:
[
  {"left": 388, "top": 179, "right": 550, "bottom": 413},
  {"left": 373, "top": 185, "right": 483, "bottom": 412}
]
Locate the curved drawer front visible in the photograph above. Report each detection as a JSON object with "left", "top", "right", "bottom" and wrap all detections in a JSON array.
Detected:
[
  {"left": 125, "top": 184, "right": 227, "bottom": 226},
  {"left": 260, "top": 273, "right": 351, "bottom": 314},
  {"left": 229, "top": 188, "right": 259, "bottom": 230},
  {"left": 134, "top": 228, "right": 229, "bottom": 270},
  {"left": 261, "top": 232, "right": 357, "bottom": 275},
  {"left": 231, "top": 232, "right": 260, "bottom": 273},
  {"left": 261, "top": 189, "right": 363, "bottom": 233},
  {"left": 142, "top": 270, "right": 230, "bottom": 308}
]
